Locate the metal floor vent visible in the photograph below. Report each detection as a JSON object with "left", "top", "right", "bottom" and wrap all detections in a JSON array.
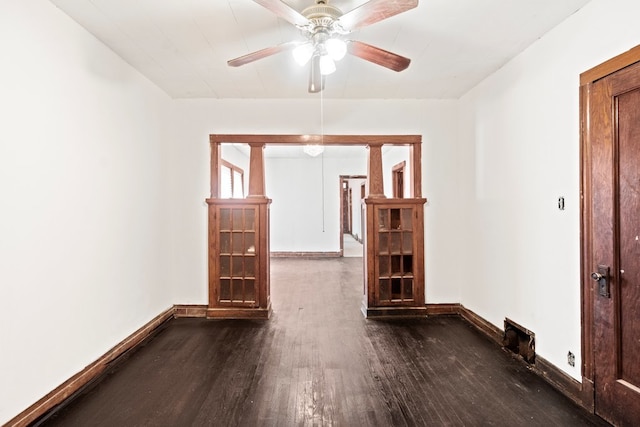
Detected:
[{"left": 503, "top": 318, "right": 535, "bottom": 364}]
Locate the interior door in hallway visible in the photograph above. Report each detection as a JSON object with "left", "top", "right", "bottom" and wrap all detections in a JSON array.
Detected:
[
  {"left": 587, "top": 59, "right": 640, "bottom": 426},
  {"left": 342, "top": 181, "right": 351, "bottom": 234}
]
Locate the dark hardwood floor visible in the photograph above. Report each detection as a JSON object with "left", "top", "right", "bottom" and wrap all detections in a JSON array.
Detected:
[{"left": 37, "top": 258, "right": 609, "bottom": 426}]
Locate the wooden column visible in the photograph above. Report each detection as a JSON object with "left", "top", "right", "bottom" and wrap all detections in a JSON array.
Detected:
[
  {"left": 367, "top": 142, "right": 385, "bottom": 198},
  {"left": 410, "top": 142, "right": 422, "bottom": 198},
  {"left": 210, "top": 141, "right": 221, "bottom": 198},
  {"left": 248, "top": 143, "right": 267, "bottom": 198}
]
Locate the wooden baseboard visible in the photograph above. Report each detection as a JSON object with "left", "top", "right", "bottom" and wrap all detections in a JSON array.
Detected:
[
  {"left": 7, "top": 307, "right": 175, "bottom": 427},
  {"left": 458, "top": 305, "right": 504, "bottom": 345},
  {"left": 174, "top": 304, "right": 208, "bottom": 318},
  {"left": 534, "top": 356, "right": 594, "bottom": 411},
  {"left": 270, "top": 251, "right": 341, "bottom": 258},
  {"left": 427, "top": 303, "right": 504, "bottom": 344},
  {"left": 206, "top": 305, "right": 272, "bottom": 319},
  {"left": 362, "top": 304, "right": 428, "bottom": 318},
  {"left": 425, "top": 303, "right": 461, "bottom": 316}
]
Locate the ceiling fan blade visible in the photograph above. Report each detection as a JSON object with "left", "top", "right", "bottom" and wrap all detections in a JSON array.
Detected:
[
  {"left": 228, "top": 41, "right": 299, "bottom": 67},
  {"left": 253, "top": 0, "right": 310, "bottom": 27},
  {"left": 308, "top": 55, "right": 325, "bottom": 93},
  {"left": 337, "top": 0, "right": 418, "bottom": 31},
  {"left": 347, "top": 40, "right": 411, "bottom": 72}
]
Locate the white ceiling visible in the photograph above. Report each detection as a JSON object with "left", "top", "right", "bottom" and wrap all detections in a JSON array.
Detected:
[{"left": 50, "top": 0, "right": 591, "bottom": 99}]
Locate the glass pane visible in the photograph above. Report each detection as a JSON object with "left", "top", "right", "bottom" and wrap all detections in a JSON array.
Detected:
[
  {"left": 220, "top": 208, "right": 231, "bottom": 230},
  {"left": 379, "top": 279, "right": 390, "bottom": 301},
  {"left": 402, "top": 232, "right": 413, "bottom": 254},
  {"left": 391, "top": 278, "right": 402, "bottom": 300},
  {"left": 244, "top": 256, "right": 255, "bottom": 277},
  {"left": 390, "top": 232, "right": 401, "bottom": 253},
  {"left": 232, "top": 256, "right": 244, "bottom": 277},
  {"left": 245, "top": 279, "right": 256, "bottom": 302},
  {"left": 219, "top": 256, "right": 230, "bottom": 277},
  {"left": 220, "top": 279, "right": 231, "bottom": 301},
  {"left": 232, "top": 170, "right": 244, "bottom": 198},
  {"left": 245, "top": 209, "right": 256, "bottom": 231},
  {"left": 245, "top": 232, "right": 256, "bottom": 254},
  {"left": 403, "top": 278, "right": 414, "bottom": 300},
  {"left": 232, "top": 232, "right": 244, "bottom": 254},
  {"left": 379, "top": 255, "right": 390, "bottom": 277},
  {"left": 232, "top": 209, "right": 243, "bottom": 230},
  {"left": 232, "top": 278, "right": 244, "bottom": 302},
  {"left": 391, "top": 255, "right": 402, "bottom": 276},
  {"left": 378, "top": 232, "right": 389, "bottom": 253},
  {"left": 403, "top": 255, "right": 413, "bottom": 275},
  {"left": 390, "top": 209, "right": 401, "bottom": 230},
  {"left": 220, "top": 232, "right": 231, "bottom": 254},
  {"left": 220, "top": 166, "right": 232, "bottom": 198},
  {"left": 402, "top": 208, "right": 413, "bottom": 230},
  {"left": 378, "top": 209, "right": 389, "bottom": 230}
]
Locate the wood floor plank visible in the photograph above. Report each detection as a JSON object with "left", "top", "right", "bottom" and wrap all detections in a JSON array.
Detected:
[{"left": 36, "top": 258, "right": 609, "bottom": 426}]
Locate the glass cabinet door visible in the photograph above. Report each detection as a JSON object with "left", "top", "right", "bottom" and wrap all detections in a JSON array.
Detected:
[
  {"left": 377, "top": 207, "right": 414, "bottom": 304},
  {"left": 218, "top": 206, "right": 258, "bottom": 305}
]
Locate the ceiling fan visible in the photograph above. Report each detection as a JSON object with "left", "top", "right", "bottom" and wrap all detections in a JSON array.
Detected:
[{"left": 227, "top": 0, "right": 418, "bottom": 93}]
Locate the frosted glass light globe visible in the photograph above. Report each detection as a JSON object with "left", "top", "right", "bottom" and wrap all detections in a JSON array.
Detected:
[
  {"left": 326, "top": 38, "right": 347, "bottom": 61},
  {"left": 292, "top": 43, "right": 314, "bottom": 66},
  {"left": 319, "top": 55, "right": 336, "bottom": 75}
]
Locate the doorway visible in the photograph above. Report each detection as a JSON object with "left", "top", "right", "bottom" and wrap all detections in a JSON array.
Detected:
[
  {"left": 340, "top": 175, "right": 366, "bottom": 257},
  {"left": 581, "top": 47, "right": 640, "bottom": 425}
]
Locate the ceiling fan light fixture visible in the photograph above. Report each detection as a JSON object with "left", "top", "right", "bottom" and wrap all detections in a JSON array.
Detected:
[
  {"left": 228, "top": 0, "right": 418, "bottom": 93},
  {"left": 325, "top": 38, "right": 346, "bottom": 61},
  {"left": 293, "top": 43, "right": 314, "bottom": 66},
  {"left": 319, "top": 54, "right": 336, "bottom": 75}
]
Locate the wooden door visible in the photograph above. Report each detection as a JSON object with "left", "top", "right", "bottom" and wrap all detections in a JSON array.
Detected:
[
  {"left": 361, "top": 183, "right": 366, "bottom": 241},
  {"left": 348, "top": 188, "right": 353, "bottom": 234},
  {"left": 342, "top": 181, "right": 350, "bottom": 233},
  {"left": 587, "top": 60, "right": 640, "bottom": 426}
]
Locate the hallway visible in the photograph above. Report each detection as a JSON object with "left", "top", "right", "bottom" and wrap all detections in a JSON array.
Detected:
[
  {"left": 38, "top": 258, "right": 608, "bottom": 426},
  {"left": 343, "top": 233, "right": 363, "bottom": 257}
]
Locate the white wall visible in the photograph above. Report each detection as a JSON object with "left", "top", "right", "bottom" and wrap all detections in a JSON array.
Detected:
[
  {"left": 169, "top": 99, "right": 461, "bottom": 304},
  {"left": 267, "top": 154, "right": 367, "bottom": 252},
  {"left": 382, "top": 145, "right": 411, "bottom": 198},
  {"left": 0, "top": 0, "right": 173, "bottom": 423},
  {"left": 457, "top": 0, "right": 640, "bottom": 381}
]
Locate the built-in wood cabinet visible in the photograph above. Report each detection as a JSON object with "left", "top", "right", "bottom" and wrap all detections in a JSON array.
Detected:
[
  {"left": 207, "top": 198, "right": 271, "bottom": 319},
  {"left": 363, "top": 198, "right": 427, "bottom": 317}
]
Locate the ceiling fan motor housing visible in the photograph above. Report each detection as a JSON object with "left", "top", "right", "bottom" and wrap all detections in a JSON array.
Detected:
[{"left": 302, "top": 0, "right": 343, "bottom": 33}]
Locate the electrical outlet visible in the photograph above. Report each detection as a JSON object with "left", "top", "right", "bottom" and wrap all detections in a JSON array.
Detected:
[{"left": 567, "top": 351, "right": 575, "bottom": 367}]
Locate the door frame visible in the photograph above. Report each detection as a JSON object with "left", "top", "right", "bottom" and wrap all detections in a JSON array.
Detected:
[
  {"left": 392, "top": 161, "right": 406, "bottom": 198},
  {"left": 580, "top": 44, "right": 640, "bottom": 410},
  {"left": 339, "top": 174, "right": 367, "bottom": 255}
]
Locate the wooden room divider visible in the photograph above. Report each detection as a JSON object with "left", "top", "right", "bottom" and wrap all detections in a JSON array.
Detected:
[{"left": 207, "top": 134, "right": 427, "bottom": 319}]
